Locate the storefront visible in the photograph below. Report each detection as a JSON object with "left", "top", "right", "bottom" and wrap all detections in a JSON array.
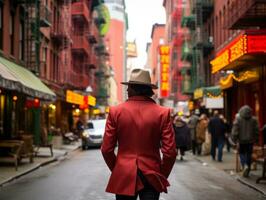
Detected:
[
  {"left": 66, "top": 90, "right": 96, "bottom": 129},
  {"left": 0, "top": 56, "right": 56, "bottom": 144},
  {"left": 210, "top": 31, "right": 266, "bottom": 144},
  {"left": 193, "top": 86, "right": 223, "bottom": 116}
]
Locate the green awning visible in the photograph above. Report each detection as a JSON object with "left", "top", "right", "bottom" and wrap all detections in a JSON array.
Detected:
[
  {"left": 0, "top": 56, "right": 56, "bottom": 101},
  {"left": 194, "top": 86, "right": 222, "bottom": 99},
  {"left": 203, "top": 86, "right": 221, "bottom": 97}
]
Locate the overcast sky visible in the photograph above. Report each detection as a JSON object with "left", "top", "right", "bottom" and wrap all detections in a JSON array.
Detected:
[{"left": 125, "top": 0, "right": 165, "bottom": 67}]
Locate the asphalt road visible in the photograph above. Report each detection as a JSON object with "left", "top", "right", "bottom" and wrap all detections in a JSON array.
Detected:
[{"left": 0, "top": 149, "right": 265, "bottom": 200}]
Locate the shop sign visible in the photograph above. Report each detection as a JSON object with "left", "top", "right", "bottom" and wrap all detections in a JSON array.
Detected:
[
  {"left": 88, "top": 95, "right": 96, "bottom": 106},
  {"left": 66, "top": 90, "right": 83, "bottom": 105},
  {"left": 205, "top": 97, "right": 224, "bottom": 109},
  {"left": 159, "top": 45, "right": 170, "bottom": 98},
  {"left": 194, "top": 88, "right": 203, "bottom": 99},
  {"left": 211, "top": 34, "right": 266, "bottom": 73}
]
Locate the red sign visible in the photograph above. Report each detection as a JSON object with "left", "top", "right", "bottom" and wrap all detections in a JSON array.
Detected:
[
  {"left": 159, "top": 45, "right": 170, "bottom": 98},
  {"left": 247, "top": 35, "right": 266, "bottom": 53},
  {"left": 211, "top": 34, "right": 266, "bottom": 73}
]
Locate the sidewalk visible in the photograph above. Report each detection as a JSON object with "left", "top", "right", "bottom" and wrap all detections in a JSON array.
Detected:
[
  {"left": 193, "top": 150, "right": 266, "bottom": 195},
  {"left": 0, "top": 141, "right": 81, "bottom": 187}
]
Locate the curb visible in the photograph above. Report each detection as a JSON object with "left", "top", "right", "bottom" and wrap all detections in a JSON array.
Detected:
[
  {"left": 236, "top": 176, "right": 266, "bottom": 196},
  {"left": 194, "top": 155, "right": 266, "bottom": 196},
  {"left": 0, "top": 148, "right": 74, "bottom": 188}
]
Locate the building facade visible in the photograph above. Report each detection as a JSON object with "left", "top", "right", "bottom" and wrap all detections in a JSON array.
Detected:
[
  {"left": 210, "top": 0, "right": 266, "bottom": 143},
  {"left": 163, "top": 0, "right": 190, "bottom": 104},
  {"left": 104, "top": 0, "right": 127, "bottom": 104},
  {"left": 0, "top": 0, "right": 104, "bottom": 144},
  {"left": 148, "top": 23, "right": 165, "bottom": 87},
  {"left": 0, "top": 1, "right": 56, "bottom": 142}
]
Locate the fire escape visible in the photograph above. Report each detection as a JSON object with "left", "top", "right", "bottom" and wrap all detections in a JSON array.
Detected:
[
  {"left": 71, "top": 0, "right": 92, "bottom": 89},
  {"left": 16, "top": 0, "right": 52, "bottom": 75},
  {"left": 193, "top": 0, "right": 214, "bottom": 87},
  {"left": 180, "top": 1, "right": 196, "bottom": 94},
  {"left": 182, "top": 0, "right": 214, "bottom": 91},
  {"left": 49, "top": 0, "right": 72, "bottom": 90},
  {"left": 170, "top": 1, "right": 181, "bottom": 99},
  {"left": 226, "top": 0, "right": 266, "bottom": 29}
]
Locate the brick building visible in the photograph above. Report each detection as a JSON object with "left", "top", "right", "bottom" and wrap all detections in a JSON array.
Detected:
[
  {"left": 0, "top": 0, "right": 104, "bottom": 143},
  {"left": 210, "top": 0, "right": 266, "bottom": 143},
  {"left": 163, "top": 0, "right": 190, "bottom": 104}
]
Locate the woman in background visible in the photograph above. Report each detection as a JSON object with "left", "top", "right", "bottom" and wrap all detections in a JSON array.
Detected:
[{"left": 173, "top": 115, "right": 191, "bottom": 160}]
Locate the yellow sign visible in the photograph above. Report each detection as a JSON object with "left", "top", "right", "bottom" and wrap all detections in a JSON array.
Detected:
[
  {"left": 93, "top": 109, "right": 100, "bottom": 115},
  {"left": 211, "top": 50, "right": 229, "bottom": 73},
  {"left": 66, "top": 90, "right": 84, "bottom": 105},
  {"left": 159, "top": 45, "right": 170, "bottom": 98},
  {"left": 194, "top": 88, "right": 203, "bottom": 99},
  {"left": 211, "top": 35, "right": 248, "bottom": 73},
  {"left": 230, "top": 36, "right": 246, "bottom": 62},
  {"left": 88, "top": 95, "right": 96, "bottom": 106}
]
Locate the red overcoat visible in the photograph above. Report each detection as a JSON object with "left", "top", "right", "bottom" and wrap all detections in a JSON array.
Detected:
[{"left": 101, "top": 96, "right": 177, "bottom": 196}]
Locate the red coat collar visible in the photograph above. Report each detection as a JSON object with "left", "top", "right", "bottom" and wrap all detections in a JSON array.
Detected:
[{"left": 127, "top": 96, "right": 156, "bottom": 103}]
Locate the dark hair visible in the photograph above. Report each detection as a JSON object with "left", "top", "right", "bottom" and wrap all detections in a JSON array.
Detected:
[{"left": 129, "top": 84, "right": 154, "bottom": 97}]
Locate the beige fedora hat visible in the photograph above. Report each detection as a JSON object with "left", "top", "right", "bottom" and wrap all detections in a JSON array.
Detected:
[{"left": 121, "top": 68, "right": 158, "bottom": 89}]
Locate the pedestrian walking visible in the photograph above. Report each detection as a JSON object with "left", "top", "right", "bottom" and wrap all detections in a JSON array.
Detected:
[
  {"left": 173, "top": 115, "right": 191, "bottom": 161},
  {"left": 220, "top": 115, "right": 231, "bottom": 152},
  {"left": 208, "top": 110, "right": 226, "bottom": 162},
  {"left": 188, "top": 110, "right": 199, "bottom": 155},
  {"left": 101, "top": 69, "right": 177, "bottom": 200},
  {"left": 231, "top": 105, "right": 259, "bottom": 177},
  {"left": 195, "top": 114, "right": 208, "bottom": 155}
]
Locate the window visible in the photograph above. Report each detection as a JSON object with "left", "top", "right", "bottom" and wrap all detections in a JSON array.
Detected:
[
  {"left": 10, "top": 12, "right": 15, "bottom": 55},
  {"left": 19, "top": 21, "right": 25, "bottom": 60},
  {"left": 52, "top": 53, "right": 59, "bottom": 82},
  {"left": 0, "top": 4, "right": 3, "bottom": 49}
]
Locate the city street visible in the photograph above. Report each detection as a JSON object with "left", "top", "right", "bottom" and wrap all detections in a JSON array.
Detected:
[{"left": 0, "top": 149, "right": 265, "bottom": 200}]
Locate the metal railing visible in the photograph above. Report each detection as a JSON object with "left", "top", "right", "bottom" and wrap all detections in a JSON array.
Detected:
[
  {"left": 40, "top": 5, "right": 52, "bottom": 27},
  {"left": 72, "top": 34, "right": 91, "bottom": 56},
  {"left": 71, "top": 0, "right": 90, "bottom": 22}
]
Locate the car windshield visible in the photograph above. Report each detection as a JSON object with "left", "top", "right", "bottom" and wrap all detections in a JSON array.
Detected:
[{"left": 87, "top": 120, "right": 106, "bottom": 129}]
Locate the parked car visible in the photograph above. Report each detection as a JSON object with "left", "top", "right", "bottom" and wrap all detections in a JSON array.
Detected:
[{"left": 81, "top": 119, "right": 106, "bottom": 150}]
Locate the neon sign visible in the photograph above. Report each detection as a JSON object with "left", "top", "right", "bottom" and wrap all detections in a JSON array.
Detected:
[
  {"left": 211, "top": 34, "right": 266, "bottom": 73},
  {"left": 159, "top": 45, "right": 170, "bottom": 98}
]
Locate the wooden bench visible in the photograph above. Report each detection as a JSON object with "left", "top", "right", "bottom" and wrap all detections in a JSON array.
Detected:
[{"left": 0, "top": 140, "right": 24, "bottom": 171}]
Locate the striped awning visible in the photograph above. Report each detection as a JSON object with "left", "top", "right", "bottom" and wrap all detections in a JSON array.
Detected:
[{"left": 0, "top": 56, "right": 56, "bottom": 101}]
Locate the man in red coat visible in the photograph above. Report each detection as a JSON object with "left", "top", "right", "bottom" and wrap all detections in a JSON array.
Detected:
[{"left": 101, "top": 69, "right": 177, "bottom": 200}]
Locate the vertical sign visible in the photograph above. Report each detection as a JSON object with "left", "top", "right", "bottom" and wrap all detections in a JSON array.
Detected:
[{"left": 159, "top": 45, "right": 170, "bottom": 98}]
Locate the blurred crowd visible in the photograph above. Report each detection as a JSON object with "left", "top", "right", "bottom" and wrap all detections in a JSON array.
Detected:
[{"left": 172, "top": 105, "right": 262, "bottom": 178}]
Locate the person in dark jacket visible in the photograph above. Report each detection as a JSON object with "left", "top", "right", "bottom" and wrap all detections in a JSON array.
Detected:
[
  {"left": 208, "top": 110, "right": 226, "bottom": 162},
  {"left": 188, "top": 110, "right": 199, "bottom": 155},
  {"left": 173, "top": 115, "right": 191, "bottom": 161},
  {"left": 232, "top": 105, "right": 259, "bottom": 177}
]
